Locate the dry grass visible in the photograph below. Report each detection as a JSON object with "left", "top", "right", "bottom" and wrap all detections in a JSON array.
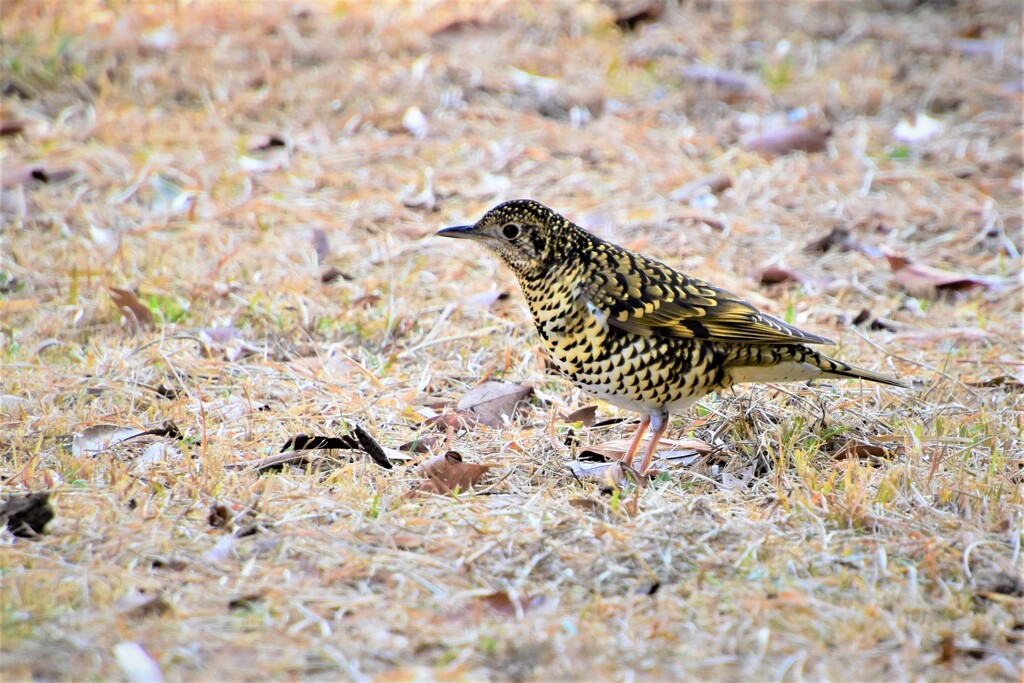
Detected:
[{"left": 2, "top": 1, "right": 1022, "bottom": 680}]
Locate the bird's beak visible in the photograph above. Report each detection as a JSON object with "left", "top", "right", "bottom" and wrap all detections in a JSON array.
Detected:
[{"left": 436, "top": 224, "right": 476, "bottom": 239}]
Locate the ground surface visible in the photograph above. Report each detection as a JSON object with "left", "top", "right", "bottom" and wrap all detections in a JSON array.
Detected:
[{"left": 1, "top": 1, "right": 1022, "bottom": 681}]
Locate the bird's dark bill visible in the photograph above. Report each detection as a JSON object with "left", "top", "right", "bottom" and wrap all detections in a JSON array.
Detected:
[{"left": 436, "top": 225, "right": 476, "bottom": 239}]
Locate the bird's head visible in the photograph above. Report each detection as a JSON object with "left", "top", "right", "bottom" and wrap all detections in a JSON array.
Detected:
[{"left": 437, "top": 199, "right": 581, "bottom": 279}]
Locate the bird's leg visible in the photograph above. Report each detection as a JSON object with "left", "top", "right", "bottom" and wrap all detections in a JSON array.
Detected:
[
  {"left": 634, "top": 409, "right": 669, "bottom": 475},
  {"left": 622, "top": 416, "right": 650, "bottom": 467}
]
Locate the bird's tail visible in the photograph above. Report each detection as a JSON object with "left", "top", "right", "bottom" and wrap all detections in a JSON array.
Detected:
[{"left": 725, "top": 345, "right": 907, "bottom": 388}]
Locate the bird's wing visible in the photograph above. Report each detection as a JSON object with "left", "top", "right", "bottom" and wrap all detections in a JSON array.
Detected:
[{"left": 576, "top": 250, "right": 833, "bottom": 345}]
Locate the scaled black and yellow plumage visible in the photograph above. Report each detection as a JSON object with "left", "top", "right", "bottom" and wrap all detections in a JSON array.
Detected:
[{"left": 439, "top": 199, "right": 905, "bottom": 474}]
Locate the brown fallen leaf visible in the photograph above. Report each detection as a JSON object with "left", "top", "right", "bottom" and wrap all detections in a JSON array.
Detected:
[
  {"left": 742, "top": 124, "right": 831, "bottom": 156},
  {"left": 457, "top": 380, "right": 533, "bottom": 425},
  {"left": 563, "top": 405, "right": 599, "bottom": 427},
  {"left": 228, "top": 593, "right": 267, "bottom": 611},
  {"left": 805, "top": 227, "right": 858, "bottom": 254},
  {"left": 425, "top": 411, "right": 495, "bottom": 431},
  {"left": 885, "top": 253, "right": 1003, "bottom": 294},
  {"left": 605, "top": 0, "right": 665, "bottom": 31},
  {"left": 0, "top": 119, "right": 26, "bottom": 137},
  {"left": 0, "top": 491, "right": 54, "bottom": 537},
  {"left": 470, "top": 590, "right": 545, "bottom": 618},
  {"left": 833, "top": 442, "right": 891, "bottom": 460},
  {"left": 407, "top": 451, "right": 493, "bottom": 497},
  {"left": 967, "top": 376, "right": 1024, "bottom": 391},
  {"left": 246, "top": 133, "right": 288, "bottom": 152},
  {"left": 398, "top": 434, "right": 441, "bottom": 453},
  {"left": 757, "top": 266, "right": 814, "bottom": 287},
  {"left": 108, "top": 287, "right": 155, "bottom": 329},
  {"left": 320, "top": 266, "right": 353, "bottom": 284},
  {"left": 116, "top": 592, "right": 172, "bottom": 619}
]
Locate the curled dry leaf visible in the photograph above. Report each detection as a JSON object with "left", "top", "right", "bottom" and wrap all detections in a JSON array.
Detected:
[
  {"left": 884, "top": 253, "right": 1003, "bottom": 294},
  {"left": 457, "top": 380, "right": 533, "bottom": 425},
  {"left": 606, "top": 0, "right": 665, "bottom": 31},
  {"left": 408, "top": 451, "right": 493, "bottom": 497},
  {"left": 757, "top": 266, "right": 814, "bottom": 287},
  {"left": 398, "top": 434, "right": 441, "bottom": 453},
  {"left": 563, "top": 405, "right": 599, "bottom": 427},
  {"left": 108, "top": 287, "right": 154, "bottom": 329},
  {"left": 0, "top": 119, "right": 26, "bottom": 137},
  {"left": 320, "top": 266, "right": 353, "bottom": 284},
  {"left": 833, "top": 441, "right": 895, "bottom": 461},
  {"left": 567, "top": 460, "right": 631, "bottom": 490},
  {"left": 742, "top": 124, "right": 831, "bottom": 155}
]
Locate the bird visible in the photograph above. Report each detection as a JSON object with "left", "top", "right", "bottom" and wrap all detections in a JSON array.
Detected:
[{"left": 438, "top": 199, "right": 905, "bottom": 475}]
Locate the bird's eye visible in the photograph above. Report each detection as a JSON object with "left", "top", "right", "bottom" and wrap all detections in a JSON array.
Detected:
[{"left": 501, "top": 223, "right": 520, "bottom": 240}]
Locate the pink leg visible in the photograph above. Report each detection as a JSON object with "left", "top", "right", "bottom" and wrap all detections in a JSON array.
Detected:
[
  {"left": 634, "top": 410, "right": 669, "bottom": 475},
  {"left": 622, "top": 416, "right": 650, "bottom": 467}
]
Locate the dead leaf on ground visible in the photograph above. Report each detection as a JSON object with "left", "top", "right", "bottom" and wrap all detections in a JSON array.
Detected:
[
  {"left": 321, "top": 266, "right": 354, "bottom": 283},
  {"left": 398, "top": 434, "right": 441, "bottom": 453},
  {"left": 605, "top": 0, "right": 665, "bottom": 31},
  {"left": 805, "top": 227, "right": 860, "bottom": 254},
  {"left": 407, "top": 451, "right": 493, "bottom": 497},
  {"left": 469, "top": 590, "right": 545, "bottom": 618},
  {"left": 563, "top": 405, "right": 599, "bottom": 427},
  {"left": 833, "top": 441, "right": 899, "bottom": 461},
  {"left": 578, "top": 437, "right": 714, "bottom": 465},
  {"left": 1, "top": 491, "right": 55, "bottom": 537},
  {"left": 742, "top": 124, "right": 831, "bottom": 155},
  {"left": 968, "top": 376, "right": 1024, "bottom": 391},
  {"left": 848, "top": 308, "right": 900, "bottom": 332},
  {"left": 116, "top": 592, "right": 172, "bottom": 619},
  {"left": 757, "top": 266, "right": 817, "bottom": 287},
  {"left": 108, "top": 287, "right": 155, "bottom": 329},
  {"left": 566, "top": 460, "right": 636, "bottom": 490},
  {"left": 425, "top": 411, "right": 494, "bottom": 431},
  {"left": 0, "top": 119, "right": 26, "bottom": 137},
  {"left": 228, "top": 593, "right": 267, "bottom": 611},
  {"left": 884, "top": 253, "right": 1004, "bottom": 294},
  {"left": 457, "top": 380, "right": 533, "bottom": 425}
]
